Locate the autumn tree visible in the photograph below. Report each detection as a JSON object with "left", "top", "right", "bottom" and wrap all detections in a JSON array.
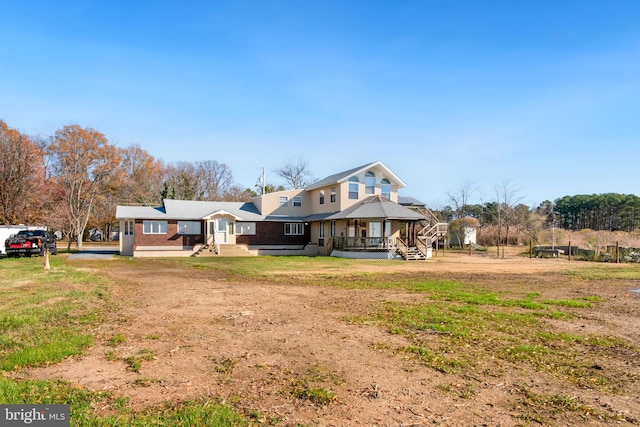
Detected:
[
  {"left": 275, "top": 158, "right": 315, "bottom": 189},
  {"left": 119, "top": 144, "right": 164, "bottom": 205},
  {"left": 48, "top": 125, "right": 120, "bottom": 249},
  {"left": 0, "top": 120, "right": 47, "bottom": 224}
]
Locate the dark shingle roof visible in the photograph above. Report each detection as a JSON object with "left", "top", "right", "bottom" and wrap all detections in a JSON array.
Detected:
[{"left": 326, "top": 196, "right": 426, "bottom": 221}]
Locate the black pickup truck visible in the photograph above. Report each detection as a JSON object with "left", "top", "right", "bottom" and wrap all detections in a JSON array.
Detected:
[{"left": 4, "top": 229, "right": 58, "bottom": 257}]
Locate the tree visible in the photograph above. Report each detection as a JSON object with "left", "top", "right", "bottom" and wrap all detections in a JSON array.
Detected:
[
  {"left": 0, "top": 120, "right": 47, "bottom": 224},
  {"left": 493, "top": 180, "right": 521, "bottom": 253},
  {"left": 275, "top": 158, "right": 315, "bottom": 189},
  {"left": 48, "top": 125, "right": 120, "bottom": 249},
  {"left": 446, "top": 181, "right": 477, "bottom": 220},
  {"left": 449, "top": 216, "right": 480, "bottom": 247},
  {"left": 194, "top": 160, "right": 235, "bottom": 200},
  {"left": 119, "top": 145, "right": 164, "bottom": 205},
  {"left": 161, "top": 162, "right": 199, "bottom": 200},
  {"left": 160, "top": 160, "right": 237, "bottom": 201}
]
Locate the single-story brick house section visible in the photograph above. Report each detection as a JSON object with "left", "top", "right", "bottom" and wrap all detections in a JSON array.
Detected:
[{"left": 115, "top": 161, "right": 447, "bottom": 259}]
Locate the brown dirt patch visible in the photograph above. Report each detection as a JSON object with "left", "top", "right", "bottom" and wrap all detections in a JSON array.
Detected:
[{"left": 22, "top": 249, "right": 640, "bottom": 426}]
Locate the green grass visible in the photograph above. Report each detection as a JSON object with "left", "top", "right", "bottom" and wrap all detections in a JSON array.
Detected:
[
  {"left": 0, "top": 377, "right": 246, "bottom": 426},
  {"left": 0, "top": 256, "right": 247, "bottom": 426},
  {"left": 0, "top": 257, "right": 104, "bottom": 370},
  {"left": 565, "top": 263, "right": 640, "bottom": 280},
  {"left": 352, "top": 276, "right": 636, "bottom": 390}
]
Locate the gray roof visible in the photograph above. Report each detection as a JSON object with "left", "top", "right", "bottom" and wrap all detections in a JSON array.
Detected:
[
  {"left": 398, "top": 196, "right": 426, "bottom": 207},
  {"left": 326, "top": 196, "right": 427, "bottom": 221},
  {"left": 305, "top": 161, "right": 406, "bottom": 191},
  {"left": 116, "top": 199, "right": 264, "bottom": 221}
]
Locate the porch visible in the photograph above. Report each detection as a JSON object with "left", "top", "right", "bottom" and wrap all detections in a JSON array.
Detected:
[{"left": 331, "top": 236, "right": 398, "bottom": 251}]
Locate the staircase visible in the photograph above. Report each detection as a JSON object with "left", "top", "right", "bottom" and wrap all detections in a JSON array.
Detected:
[
  {"left": 191, "top": 244, "right": 255, "bottom": 257},
  {"left": 415, "top": 207, "right": 448, "bottom": 248},
  {"left": 191, "top": 243, "right": 218, "bottom": 257},
  {"left": 404, "top": 246, "right": 427, "bottom": 260},
  {"left": 396, "top": 238, "right": 427, "bottom": 260}
]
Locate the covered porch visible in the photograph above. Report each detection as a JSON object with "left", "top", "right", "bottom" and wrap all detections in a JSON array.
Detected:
[{"left": 323, "top": 196, "right": 430, "bottom": 260}]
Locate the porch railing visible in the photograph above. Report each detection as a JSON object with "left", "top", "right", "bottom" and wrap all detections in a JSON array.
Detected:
[{"left": 332, "top": 236, "right": 397, "bottom": 251}]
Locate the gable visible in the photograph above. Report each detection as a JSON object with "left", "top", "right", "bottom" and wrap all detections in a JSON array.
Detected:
[{"left": 305, "top": 161, "right": 406, "bottom": 191}]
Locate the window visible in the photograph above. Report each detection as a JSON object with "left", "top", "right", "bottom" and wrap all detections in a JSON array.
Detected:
[
  {"left": 365, "top": 171, "right": 375, "bottom": 194},
  {"left": 143, "top": 220, "right": 167, "bottom": 234},
  {"left": 124, "top": 220, "right": 134, "bottom": 236},
  {"left": 330, "top": 187, "right": 336, "bottom": 203},
  {"left": 381, "top": 178, "right": 391, "bottom": 199},
  {"left": 330, "top": 221, "right": 336, "bottom": 237},
  {"left": 319, "top": 221, "right": 325, "bottom": 238},
  {"left": 284, "top": 223, "right": 304, "bottom": 235},
  {"left": 293, "top": 196, "right": 302, "bottom": 207},
  {"left": 369, "top": 221, "right": 382, "bottom": 238},
  {"left": 177, "top": 221, "right": 201, "bottom": 235},
  {"left": 348, "top": 177, "right": 359, "bottom": 199},
  {"left": 385, "top": 221, "right": 391, "bottom": 237},
  {"left": 279, "top": 196, "right": 289, "bottom": 206},
  {"left": 319, "top": 190, "right": 325, "bottom": 205},
  {"left": 236, "top": 222, "right": 256, "bottom": 235}
]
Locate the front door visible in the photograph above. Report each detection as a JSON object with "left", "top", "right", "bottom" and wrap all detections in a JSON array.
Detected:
[{"left": 216, "top": 218, "right": 228, "bottom": 244}]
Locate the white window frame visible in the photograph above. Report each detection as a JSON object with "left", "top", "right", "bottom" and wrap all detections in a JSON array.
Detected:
[
  {"left": 284, "top": 223, "right": 304, "bottom": 235},
  {"left": 369, "top": 221, "right": 382, "bottom": 238},
  {"left": 236, "top": 222, "right": 256, "bottom": 235},
  {"left": 177, "top": 221, "right": 201, "bottom": 235},
  {"left": 330, "top": 221, "right": 336, "bottom": 237},
  {"left": 348, "top": 177, "right": 359, "bottom": 200},
  {"left": 319, "top": 221, "right": 325, "bottom": 238},
  {"left": 143, "top": 220, "right": 167, "bottom": 234},
  {"left": 279, "top": 196, "right": 289, "bottom": 206},
  {"left": 330, "top": 187, "right": 336, "bottom": 203},
  {"left": 319, "top": 190, "right": 325, "bottom": 205},
  {"left": 293, "top": 196, "right": 302, "bottom": 207},
  {"left": 124, "top": 220, "right": 134, "bottom": 236},
  {"left": 381, "top": 178, "right": 391, "bottom": 199},
  {"left": 365, "top": 171, "right": 375, "bottom": 195}
]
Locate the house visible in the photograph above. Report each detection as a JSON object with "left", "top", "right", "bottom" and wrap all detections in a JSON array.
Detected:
[{"left": 115, "top": 161, "right": 447, "bottom": 259}]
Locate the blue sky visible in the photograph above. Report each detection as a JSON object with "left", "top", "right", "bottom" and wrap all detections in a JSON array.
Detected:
[{"left": 2, "top": 1, "right": 639, "bottom": 208}]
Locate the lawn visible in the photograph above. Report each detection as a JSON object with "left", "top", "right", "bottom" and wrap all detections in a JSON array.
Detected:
[{"left": 2, "top": 252, "right": 639, "bottom": 425}]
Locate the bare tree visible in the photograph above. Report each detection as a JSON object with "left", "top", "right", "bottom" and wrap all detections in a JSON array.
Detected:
[
  {"left": 194, "top": 160, "right": 235, "bottom": 200},
  {"left": 446, "top": 181, "right": 477, "bottom": 220},
  {"left": 494, "top": 180, "right": 522, "bottom": 255},
  {"left": 48, "top": 125, "right": 120, "bottom": 249},
  {"left": 161, "top": 160, "right": 236, "bottom": 201},
  {"left": 275, "top": 158, "right": 315, "bottom": 189}
]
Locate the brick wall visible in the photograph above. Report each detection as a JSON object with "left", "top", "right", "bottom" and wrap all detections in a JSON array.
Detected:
[
  {"left": 134, "top": 220, "right": 204, "bottom": 248},
  {"left": 236, "top": 221, "right": 309, "bottom": 246}
]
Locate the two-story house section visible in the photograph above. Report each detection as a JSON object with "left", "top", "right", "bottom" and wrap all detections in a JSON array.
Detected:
[{"left": 116, "top": 161, "right": 446, "bottom": 259}]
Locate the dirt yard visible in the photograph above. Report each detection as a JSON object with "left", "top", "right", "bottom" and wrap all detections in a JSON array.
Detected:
[{"left": 24, "top": 250, "right": 640, "bottom": 426}]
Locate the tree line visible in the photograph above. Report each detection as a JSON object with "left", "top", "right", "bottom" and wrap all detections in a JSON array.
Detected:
[
  {"left": 440, "top": 182, "right": 639, "bottom": 247},
  {"left": 1, "top": 120, "right": 317, "bottom": 247},
  {"left": 4, "top": 119, "right": 637, "bottom": 248},
  {"left": 0, "top": 121, "right": 265, "bottom": 248}
]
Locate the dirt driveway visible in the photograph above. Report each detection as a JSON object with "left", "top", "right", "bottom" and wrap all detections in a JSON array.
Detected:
[{"left": 27, "top": 251, "right": 640, "bottom": 426}]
